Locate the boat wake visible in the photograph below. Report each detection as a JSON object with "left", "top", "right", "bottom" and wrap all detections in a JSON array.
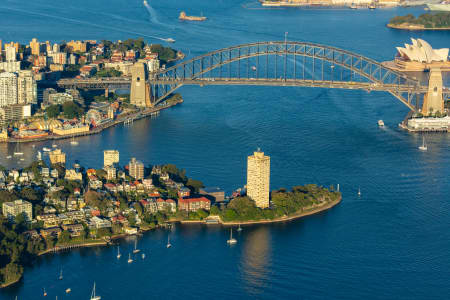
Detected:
[
  {"left": 143, "top": 0, "right": 171, "bottom": 28},
  {"left": 0, "top": 5, "right": 170, "bottom": 43}
]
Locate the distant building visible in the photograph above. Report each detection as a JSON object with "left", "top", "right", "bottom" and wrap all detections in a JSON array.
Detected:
[
  {"left": 104, "top": 150, "right": 119, "bottom": 167},
  {"left": 0, "top": 61, "right": 21, "bottom": 72},
  {"left": 0, "top": 72, "right": 18, "bottom": 107},
  {"left": 49, "top": 149, "right": 66, "bottom": 165},
  {"left": 104, "top": 165, "right": 116, "bottom": 180},
  {"left": 129, "top": 157, "right": 144, "bottom": 180},
  {"left": 247, "top": 149, "right": 270, "bottom": 208},
  {"left": 178, "top": 187, "right": 191, "bottom": 198},
  {"left": 0, "top": 71, "right": 37, "bottom": 109},
  {"left": 45, "top": 92, "right": 73, "bottom": 108},
  {"left": 65, "top": 169, "right": 82, "bottom": 181},
  {"left": 5, "top": 45, "right": 16, "bottom": 62},
  {"left": 178, "top": 197, "right": 211, "bottom": 212},
  {"left": 199, "top": 187, "right": 225, "bottom": 202},
  {"left": 66, "top": 40, "right": 87, "bottom": 53},
  {"left": 2, "top": 199, "right": 32, "bottom": 221},
  {"left": 48, "top": 51, "right": 67, "bottom": 65},
  {"left": 30, "top": 38, "right": 41, "bottom": 56},
  {"left": 17, "top": 70, "right": 37, "bottom": 105},
  {"left": 0, "top": 104, "right": 31, "bottom": 123}
]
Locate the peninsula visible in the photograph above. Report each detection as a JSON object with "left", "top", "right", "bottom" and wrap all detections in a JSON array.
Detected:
[
  {"left": 0, "top": 151, "right": 340, "bottom": 288},
  {"left": 387, "top": 12, "right": 450, "bottom": 30}
]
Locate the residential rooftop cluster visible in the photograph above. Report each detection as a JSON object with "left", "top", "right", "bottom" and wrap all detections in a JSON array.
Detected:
[{"left": 0, "top": 149, "right": 226, "bottom": 242}]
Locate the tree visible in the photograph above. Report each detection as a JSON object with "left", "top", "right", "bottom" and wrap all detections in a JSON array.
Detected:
[
  {"left": 134, "top": 202, "right": 143, "bottom": 216},
  {"left": 127, "top": 212, "right": 137, "bottom": 227},
  {"left": 210, "top": 205, "right": 220, "bottom": 216},
  {"left": 196, "top": 209, "right": 208, "bottom": 220},
  {"left": 46, "top": 104, "right": 61, "bottom": 118},
  {"left": 58, "top": 230, "right": 71, "bottom": 244},
  {"left": 20, "top": 187, "right": 41, "bottom": 204},
  {"left": 14, "top": 213, "right": 28, "bottom": 233},
  {"left": 186, "top": 179, "right": 203, "bottom": 193},
  {"left": 0, "top": 190, "right": 19, "bottom": 206},
  {"left": 96, "top": 169, "right": 107, "bottom": 180},
  {"left": 62, "top": 101, "right": 83, "bottom": 119},
  {"left": 0, "top": 262, "right": 23, "bottom": 285}
]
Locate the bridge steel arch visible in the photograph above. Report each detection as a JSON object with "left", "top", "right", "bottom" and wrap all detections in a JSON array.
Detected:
[{"left": 150, "top": 41, "right": 424, "bottom": 110}]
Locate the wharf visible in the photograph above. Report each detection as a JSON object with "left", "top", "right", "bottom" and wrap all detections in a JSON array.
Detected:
[{"left": 2, "top": 98, "right": 182, "bottom": 144}]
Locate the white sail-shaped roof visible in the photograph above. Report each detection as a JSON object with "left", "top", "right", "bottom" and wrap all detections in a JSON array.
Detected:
[{"left": 396, "top": 38, "right": 448, "bottom": 63}]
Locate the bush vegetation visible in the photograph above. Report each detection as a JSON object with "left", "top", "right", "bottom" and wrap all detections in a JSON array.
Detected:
[{"left": 389, "top": 12, "right": 450, "bottom": 28}]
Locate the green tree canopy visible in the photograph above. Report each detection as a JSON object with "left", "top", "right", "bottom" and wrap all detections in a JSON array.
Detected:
[
  {"left": 46, "top": 104, "right": 61, "bottom": 118},
  {"left": 62, "top": 101, "right": 84, "bottom": 119}
]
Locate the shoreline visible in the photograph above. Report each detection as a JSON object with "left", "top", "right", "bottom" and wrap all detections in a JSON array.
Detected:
[
  {"left": 1, "top": 196, "right": 340, "bottom": 289},
  {"left": 181, "top": 195, "right": 341, "bottom": 226},
  {"left": 1, "top": 98, "right": 183, "bottom": 144},
  {"left": 387, "top": 23, "right": 450, "bottom": 31}
]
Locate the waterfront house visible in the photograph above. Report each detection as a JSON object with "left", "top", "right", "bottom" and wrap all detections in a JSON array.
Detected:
[
  {"left": 178, "top": 187, "right": 191, "bottom": 198},
  {"left": 156, "top": 198, "right": 166, "bottom": 211},
  {"left": 40, "top": 227, "right": 62, "bottom": 238},
  {"left": 24, "top": 230, "right": 40, "bottom": 240},
  {"left": 166, "top": 199, "right": 177, "bottom": 213},
  {"left": 37, "top": 214, "right": 59, "bottom": 228},
  {"left": 61, "top": 224, "right": 84, "bottom": 237},
  {"left": 89, "top": 216, "right": 112, "bottom": 229}
]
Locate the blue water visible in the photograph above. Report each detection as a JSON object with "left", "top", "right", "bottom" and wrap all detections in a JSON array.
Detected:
[{"left": 1, "top": 0, "right": 450, "bottom": 299}]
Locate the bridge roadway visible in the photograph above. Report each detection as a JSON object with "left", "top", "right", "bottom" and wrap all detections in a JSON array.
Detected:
[
  {"left": 151, "top": 78, "right": 431, "bottom": 93},
  {"left": 56, "top": 77, "right": 432, "bottom": 92}
]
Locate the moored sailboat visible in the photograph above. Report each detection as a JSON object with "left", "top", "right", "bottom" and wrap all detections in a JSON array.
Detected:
[
  {"left": 227, "top": 228, "right": 237, "bottom": 245},
  {"left": 90, "top": 282, "right": 101, "bottom": 300}
]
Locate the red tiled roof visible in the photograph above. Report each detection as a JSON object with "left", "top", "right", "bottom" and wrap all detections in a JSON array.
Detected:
[{"left": 179, "top": 197, "right": 210, "bottom": 204}]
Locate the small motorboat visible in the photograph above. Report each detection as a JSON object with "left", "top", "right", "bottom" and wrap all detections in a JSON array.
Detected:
[
  {"left": 127, "top": 253, "right": 133, "bottom": 263},
  {"left": 378, "top": 120, "right": 385, "bottom": 127},
  {"left": 66, "top": 288, "right": 71, "bottom": 293}
]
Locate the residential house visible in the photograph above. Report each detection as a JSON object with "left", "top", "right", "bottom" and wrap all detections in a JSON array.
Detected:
[{"left": 178, "top": 197, "right": 211, "bottom": 212}]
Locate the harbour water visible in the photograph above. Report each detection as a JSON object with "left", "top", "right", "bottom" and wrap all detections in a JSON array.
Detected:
[{"left": 1, "top": 0, "right": 450, "bottom": 299}]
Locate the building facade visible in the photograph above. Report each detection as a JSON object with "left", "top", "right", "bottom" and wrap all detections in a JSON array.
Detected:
[
  {"left": 129, "top": 157, "right": 144, "bottom": 180},
  {"left": 0, "top": 72, "right": 18, "bottom": 107},
  {"left": 17, "top": 70, "right": 37, "bottom": 105},
  {"left": 49, "top": 149, "right": 66, "bottom": 165},
  {"left": 104, "top": 150, "right": 119, "bottom": 167},
  {"left": 2, "top": 199, "right": 33, "bottom": 221},
  {"left": 247, "top": 150, "right": 270, "bottom": 208}
]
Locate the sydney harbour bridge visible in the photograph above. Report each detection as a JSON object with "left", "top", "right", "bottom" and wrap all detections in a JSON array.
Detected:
[{"left": 57, "top": 41, "right": 449, "bottom": 114}]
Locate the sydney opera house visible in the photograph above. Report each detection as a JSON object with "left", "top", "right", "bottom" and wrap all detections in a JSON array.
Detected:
[{"left": 383, "top": 38, "right": 450, "bottom": 71}]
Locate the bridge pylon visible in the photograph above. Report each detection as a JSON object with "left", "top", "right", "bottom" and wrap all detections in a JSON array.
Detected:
[
  {"left": 422, "top": 68, "right": 444, "bottom": 116},
  {"left": 130, "top": 62, "right": 153, "bottom": 108}
]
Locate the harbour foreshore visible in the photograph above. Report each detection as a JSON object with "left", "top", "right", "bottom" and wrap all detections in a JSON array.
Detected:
[
  {"left": 1, "top": 98, "right": 183, "bottom": 144},
  {"left": 387, "top": 23, "right": 450, "bottom": 31},
  {"left": 181, "top": 195, "right": 341, "bottom": 225}
]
